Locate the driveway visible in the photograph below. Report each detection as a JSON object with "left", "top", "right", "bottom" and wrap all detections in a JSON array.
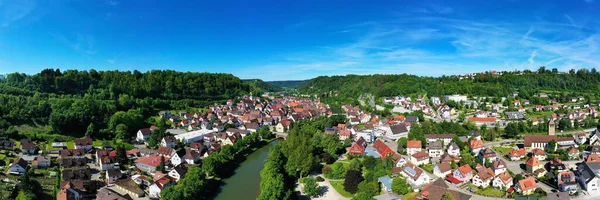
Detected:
[{"left": 311, "top": 178, "right": 350, "bottom": 200}]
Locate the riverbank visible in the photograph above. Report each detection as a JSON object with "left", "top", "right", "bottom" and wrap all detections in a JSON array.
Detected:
[{"left": 206, "top": 138, "right": 280, "bottom": 199}]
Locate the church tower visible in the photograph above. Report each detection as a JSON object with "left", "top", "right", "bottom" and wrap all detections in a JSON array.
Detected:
[{"left": 548, "top": 118, "right": 556, "bottom": 135}]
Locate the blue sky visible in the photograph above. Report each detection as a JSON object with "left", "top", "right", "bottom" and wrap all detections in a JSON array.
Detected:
[{"left": 0, "top": 0, "right": 599, "bottom": 81}]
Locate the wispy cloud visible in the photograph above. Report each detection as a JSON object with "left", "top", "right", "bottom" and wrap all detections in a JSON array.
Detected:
[
  {"left": 50, "top": 33, "right": 97, "bottom": 55},
  {"left": 0, "top": 0, "right": 36, "bottom": 28},
  {"left": 252, "top": 13, "right": 600, "bottom": 80},
  {"left": 106, "top": 1, "right": 119, "bottom": 6}
]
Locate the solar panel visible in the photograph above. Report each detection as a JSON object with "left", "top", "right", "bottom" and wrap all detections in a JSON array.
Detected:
[{"left": 405, "top": 167, "right": 416, "bottom": 176}]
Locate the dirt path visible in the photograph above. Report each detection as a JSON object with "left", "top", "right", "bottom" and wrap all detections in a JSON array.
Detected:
[{"left": 312, "top": 178, "right": 350, "bottom": 200}]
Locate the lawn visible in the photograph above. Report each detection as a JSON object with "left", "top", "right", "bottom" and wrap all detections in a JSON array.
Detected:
[
  {"left": 527, "top": 111, "right": 555, "bottom": 118},
  {"left": 330, "top": 180, "right": 354, "bottom": 198},
  {"left": 475, "top": 187, "right": 506, "bottom": 197},
  {"left": 493, "top": 146, "right": 514, "bottom": 155},
  {"left": 402, "top": 192, "right": 418, "bottom": 199},
  {"left": 420, "top": 163, "right": 434, "bottom": 173}
]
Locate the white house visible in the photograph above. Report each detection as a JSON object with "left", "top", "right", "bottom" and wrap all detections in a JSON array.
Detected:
[
  {"left": 491, "top": 159, "right": 507, "bottom": 175},
  {"left": 136, "top": 126, "right": 157, "bottom": 142},
  {"left": 410, "top": 152, "right": 430, "bottom": 166},
  {"left": 161, "top": 136, "right": 177, "bottom": 148},
  {"left": 407, "top": 140, "right": 422, "bottom": 156},
  {"left": 433, "top": 163, "right": 452, "bottom": 178},
  {"left": 73, "top": 138, "right": 93, "bottom": 151},
  {"left": 493, "top": 171, "right": 513, "bottom": 190},
  {"left": 447, "top": 142, "right": 460, "bottom": 157},
  {"left": 168, "top": 165, "right": 188, "bottom": 182},
  {"left": 444, "top": 95, "right": 467, "bottom": 102},
  {"left": 400, "top": 163, "right": 431, "bottom": 186},
  {"left": 106, "top": 169, "right": 122, "bottom": 184},
  {"left": 428, "top": 141, "right": 444, "bottom": 158},
  {"left": 9, "top": 158, "right": 28, "bottom": 174},
  {"left": 183, "top": 149, "right": 201, "bottom": 164},
  {"left": 472, "top": 168, "right": 495, "bottom": 188}
]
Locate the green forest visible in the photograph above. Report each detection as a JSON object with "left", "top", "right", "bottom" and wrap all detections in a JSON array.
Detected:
[
  {"left": 0, "top": 69, "right": 255, "bottom": 140},
  {"left": 299, "top": 67, "right": 600, "bottom": 100}
]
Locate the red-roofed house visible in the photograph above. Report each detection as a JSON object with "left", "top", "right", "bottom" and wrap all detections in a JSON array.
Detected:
[
  {"left": 516, "top": 177, "right": 538, "bottom": 195},
  {"left": 135, "top": 156, "right": 171, "bottom": 173},
  {"left": 373, "top": 140, "right": 394, "bottom": 159},
  {"left": 469, "top": 139, "right": 484, "bottom": 154},
  {"left": 407, "top": 140, "right": 422, "bottom": 156}
]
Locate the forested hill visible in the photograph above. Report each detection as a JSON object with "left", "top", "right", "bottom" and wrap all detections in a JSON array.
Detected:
[
  {"left": 242, "top": 79, "right": 282, "bottom": 93},
  {"left": 298, "top": 67, "right": 600, "bottom": 99},
  {"left": 267, "top": 80, "right": 307, "bottom": 89},
  {"left": 1, "top": 69, "right": 250, "bottom": 100},
  {"left": 0, "top": 69, "right": 252, "bottom": 138}
]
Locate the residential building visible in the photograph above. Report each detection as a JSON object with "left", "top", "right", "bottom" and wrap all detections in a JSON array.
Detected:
[
  {"left": 524, "top": 135, "right": 558, "bottom": 151},
  {"left": 20, "top": 139, "right": 38, "bottom": 154},
  {"left": 446, "top": 142, "right": 460, "bottom": 157},
  {"left": 568, "top": 146, "right": 580, "bottom": 160},
  {"left": 407, "top": 140, "right": 422, "bottom": 156},
  {"left": 9, "top": 158, "right": 28, "bottom": 174},
  {"left": 135, "top": 156, "right": 170, "bottom": 172},
  {"left": 168, "top": 165, "right": 188, "bottom": 182},
  {"left": 532, "top": 148, "right": 547, "bottom": 161},
  {"left": 556, "top": 171, "right": 578, "bottom": 194},
  {"left": 96, "top": 188, "right": 131, "bottom": 200},
  {"left": 491, "top": 159, "right": 507, "bottom": 175},
  {"left": 378, "top": 175, "right": 393, "bottom": 192},
  {"left": 373, "top": 139, "right": 394, "bottom": 158},
  {"left": 516, "top": 177, "right": 538, "bottom": 195},
  {"left": 575, "top": 160, "right": 600, "bottom": 195},
  {"left": 57, "top": 182, "right": 83, "bottom": 200},
  {"left": 136, "top": 126, "right": 158, "bottom": 142},
  {"left": 469, "top": 139, "right": 484, "bottom": 154},
  {"left": 472, "top": 168, "right": 495, "bottom": 188},
  {"left": 416, "top": 178, "right": 472, "bottom": 200},
  {"left": 114, "top": 179, "right": 145, "bottom": 198},
  {"left": 389, "top": 123, "right": 409, "bottom": 139},
  {"left": 32, "top": 156, "right": 51, "bottom": 168},
  {"left": 478, "top": 148, "right": 497, "bottom": 163},
  {"left": 526, "top": 157, "right": 546, "bottom": 177},
  {"left": 493, "top": 171, "right": 513, "bottom": 190},
  {"left": 161, "top": 136, "right": 177, "bottom": 148},
  {"left": 410, "top": 151, "right": 430, "bottom": 165},
  {"left": 348, "top": 137, "right": 367, "bottom": 155},
  {"left": 428, "top": 141, "right": 444, "bottom": 158},
  {"left": 149, "top": 175, "right": 176, "bottom": 198},
  {"left": 508, "top": 148, "right": 526, "bottom": 161},
  {"left": 425, "top": 134, "right": 456, "bottom": 145},
  {"left": 433, "top": 163, "right": 452, "bottom": 178},
  {"left": 400, "top": 163, "right": 431, "bottom": 186},
  {"left": 106, "top": 169, "right": 122, "bottom": 184},
  {"left": 73, "top": 138, "right": 93, "bottom": 151},
  {"left": 183, "top": 149, "right": 201, "bottom": 164},
  {"left": 448, "top": 164, "right": 473, "bottom": 184}
]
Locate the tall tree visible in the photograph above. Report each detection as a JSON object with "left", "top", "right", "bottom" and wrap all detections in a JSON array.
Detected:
[{"left": 344, "top": 170, "right": 364, "bottom": 194}]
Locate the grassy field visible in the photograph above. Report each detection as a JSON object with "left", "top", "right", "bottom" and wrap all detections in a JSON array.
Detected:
[
  {"left": 493, "top": 146, "right": 514, "bottom": 155},
  {"left": 475, "top": 187, "right": 506, "bottom": 197},
  {"left": 330, "top": 180, "right": 354, "bottom": 198},
  {"left": 527, "top": 111, "right": 554, "bottom": 118}
]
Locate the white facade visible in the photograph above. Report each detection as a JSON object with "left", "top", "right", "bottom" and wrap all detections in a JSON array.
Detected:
[
  {"left": 407, "top": 148, "right": 421, "bottom": 156},
  {"left": 170, "top": 154, "right": 182, "bottom": 166},
  {"left": 444, "top": 95, "right": 468, "bottom": 102},
  {"left": 174, "top": 129, "right": 217, "bottom": 144},
  {"left": 493, "top": 176, "right": 513, "bottom": 189},
  {"left": 428, "top": 149, "right": 443, "bottom": 158},
  {"left": 472, "top": 174, "right": 492, "bottom": 188}
]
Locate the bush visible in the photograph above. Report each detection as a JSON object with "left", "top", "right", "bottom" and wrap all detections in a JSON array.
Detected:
[
  {"left": 322, "top": 166, "right": 332, "bottom": 176},
  {"left": 315, "top": 176, "right": 325, "bottom": 182}
]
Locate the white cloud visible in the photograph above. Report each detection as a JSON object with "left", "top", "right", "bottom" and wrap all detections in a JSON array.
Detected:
[
  {"left": 528, "top": 51, "right": 537, "bottom": 65},
  {"left": 0, "top": 0, "right": 36, "bottom": 28},
  {"left": 106, "top": 1, "right": 119, "bottom": 6}
]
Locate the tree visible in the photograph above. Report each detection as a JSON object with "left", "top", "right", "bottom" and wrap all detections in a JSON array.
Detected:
[
  {"left": 391, "top": 178, "right": 411, "bottom": 195},
  {"left": 86, "top": 122, "right": 95, "bottom": 137},
  {"left": 504, "top": 122, "right": 519, "bottom": 139},
  {"left": 326, "top": 162, "right": 346, "bottom": 179},
  {"left": 357, "top": 181, "right": 380, "bottom": 197},
  {"left": 546, "top": 140, "right": 557, "bottom": 154},
  {"left": 258, "top": 126, "right": 274, "bottom": 140},
  {"left": 115, "top": 145, "right": 128, "bottom": 168},
  {"left": 352, "top": 192, "right": 373, "bottom": 200},
  {"left": 450, "top": 160, "right": 458, "bottom": 169},
  {"left": 156, "top": 156, "right": 166, "bottom": 172},
  {"left": 558, "top": 118, "right": 571, "bottom": 130},
  {"left": 115, "top": 123, "right": 128, "bottom": 140},
  {"left": 442, "top": 191, "right": 455, "bottom": 200},
  {"left": 348, "top": 159, "right": 362, "bottom": 171},
  {"left": 344, "top": 170, "right": 364, "bottom": 194},
  {"left": 301, "top": 177, "right": 320, "bottom": 197},
  {"left": 397, "top": 138, "right": 407, "bottom": 154}
]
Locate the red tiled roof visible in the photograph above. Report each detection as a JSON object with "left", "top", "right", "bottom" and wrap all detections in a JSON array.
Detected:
[
  {"left": 373, "top": 139, "right": 394, "bottom": 158},
  {"left": 519, "top": 177, "right": 538, "bottom": 191},
  {"left": 135, "top": 156, "right": 170, "bottom": 167},
  {"left": 458, "top": 164, "right": 472, "bottom": 175},
  {"left": 526, "top": 157, "right": 543, "bottom": 166},
  {"left": 407, "top": 140, "right": 422, "bottom": 148},
  {"left": 467, "top": 117, "right": 496, "bottom": 123}
]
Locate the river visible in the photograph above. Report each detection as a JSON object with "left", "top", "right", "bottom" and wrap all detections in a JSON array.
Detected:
[{"left": 214, "top": 140, "right": 278, "bottom": 200}]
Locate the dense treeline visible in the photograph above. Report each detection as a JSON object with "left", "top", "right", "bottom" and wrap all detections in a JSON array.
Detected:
[
  {"left": 299, "top": 67, "right": 600, "bottom": 99},
  {"left": 0, "top": 68, "right": 252, "bottom": 139},
  {"left": 258, "top": 115, "right": 347, "bottom": 199},
  {"left": 267, "top": 80, "right": 307, "bottom": 89}
]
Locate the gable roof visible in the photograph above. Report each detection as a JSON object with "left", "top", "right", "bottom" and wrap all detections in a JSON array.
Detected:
[
  {"left": 407, "top": 140, "right": 422, "bottom": 148},
  {"left": 135, "top": 156, "right": 170, "bottom": 167},
  {"left": 157, "top": 147, "right": 175, "bottom": 156},
  {"left": 13, "top": 158, "right": 28, "bottom": 169},
  {"left": 469, "top": 139, "right": 484, "bottom": 149},
  {"left": 390, "top": 124, "right": 408, "bottom": 134},
  {"left": 74, "top": 138, "right": 93, "bottom": 146},
  {"left": 437, "top": 163, "right": 451, "bottom": 173},
  {"left": 418, "top": 178, "right": 472, "bottom": 200},
  {"left": 60, "top": 149, "right": 85, "bottom": 157},
  {"left": 526, "top": 156, "right": 543, "bottom": 167},
  {"left": 524, "top": 135, "right": 557, "bottom": 147},
  {"left": 411, "top": 151, "right": 430, "bottom": 160},
  {"left": 586, "top": 154, "right": 600, "bottom": 163},
  {"left": 373, "top": 140, "right": 393, "bottom": 158},
  {"left": 476, "top": 168, "right": 495, "bottom": 182},
  {"left": 457, "top": 164, "right": 473, "bottom": 175},
  {"left": 519, "top": 177, "right": 538, "bottom": 191}
]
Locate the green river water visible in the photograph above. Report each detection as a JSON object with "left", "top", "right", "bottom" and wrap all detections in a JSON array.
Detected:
[{"left": 214, "top": 141, "right": 279, "bottom": 200}]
